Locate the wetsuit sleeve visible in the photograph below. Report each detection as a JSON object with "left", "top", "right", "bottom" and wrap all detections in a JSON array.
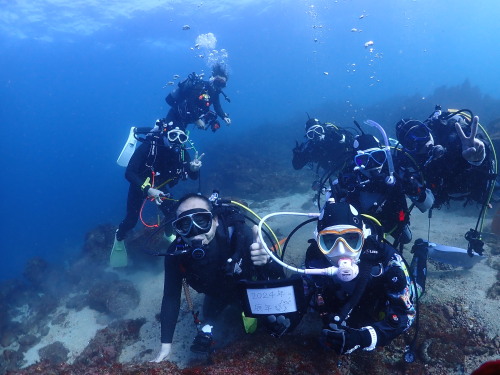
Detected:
[
  {"left": 125, "top": 142, "right": 151, "bottom": 191},
  {"left": 211, "top": 90, "right": 226, "bottom": 119},
  {"left": 371, "top": 253, "right": 416, "bottom": 347},
  {"left": 292, "top": 141, "right": 310, "bottom": 170},
  {"left": 160, "top": 255, "right": 184, "bottom": 344}
]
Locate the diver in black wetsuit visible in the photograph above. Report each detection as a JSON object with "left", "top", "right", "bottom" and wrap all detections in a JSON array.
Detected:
[
  {"left": 164, "top": 63, "right": 231, "bottom": 132},
  {"left": 395, "top": 107, "right": 495, "bottom": 255},
  {"left": 109, "top": 125, "right": 202, "bottom": 268},
  {"left": 292, "top": 117, "right": 355, "bottom": 188},
  {"left": 330, "top": 133, "right": 433, "bottom": 248},
  {"left": 302, "top": 199, "right": 426, "bottom": 355},
  {"left": 395, "top": 108, "right": 491, "bottom": 209},
  {"left": 152, "top": 193, "right": 283, "bottom": 362}
]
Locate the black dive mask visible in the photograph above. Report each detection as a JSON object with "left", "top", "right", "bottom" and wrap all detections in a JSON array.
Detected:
[{"left": 172, "top": 208, "right": 213, "bottom": 238}]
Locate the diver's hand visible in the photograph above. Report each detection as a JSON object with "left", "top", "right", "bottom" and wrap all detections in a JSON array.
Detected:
[
  {"left": 150, "top": 343, "right": 171, "bottom": 362},
  {"left": 195, "top": 119, "right": 206, "bottom": 129},
  {"left": 455, "top": 116, "right": 485, "bottom": 164},
  {"left": 321, "top": 326, "right": 375, "bottom": 354},
  {"left": 190, "top": 152, "right": 205, "bottom": 172},
  {"left": 293, "top": 141, "right": 305, "bottom": 154},
  {"left": 250, "top": 225, "right": 270, "bottom": 266},
  {"left": 223, "top": 116, "right": 231, "bottom": 125},
  {"left": 148, "top": 188, "right": 165, "bottom": 205}
]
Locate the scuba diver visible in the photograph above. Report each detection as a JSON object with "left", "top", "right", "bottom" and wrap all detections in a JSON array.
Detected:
[
  {"left": 292, "top": 117, "right": 355, "bottom": 190},
  {"left": 110, "top": 122, "right": 203, "bottom": 268},
  {"left": 394, "top": 107, "right": 497, "bottom": 256},
  {"left": 163, "top": 63, "right": 231, "bottom": 132},
  {"left": 152, "top": 193, "right": 284, "bottom": 362},
  {"left": 330, "top": 122, "right": 433, "bottom": 250},
  {"left": 252, "top": 198, "right": 427, "bottom": 358},
  {"left": 304, "top": 199, "right": 425, "bottom": 355}
]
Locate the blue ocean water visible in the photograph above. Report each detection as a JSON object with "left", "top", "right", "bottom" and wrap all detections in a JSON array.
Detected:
[{"left": 1, "top": 0, "right": 499, "bottom": 281}]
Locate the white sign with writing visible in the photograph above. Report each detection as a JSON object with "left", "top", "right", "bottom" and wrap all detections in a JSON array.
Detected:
[{"left": 246, "top": 285, "right": 297, "bottom": 314}]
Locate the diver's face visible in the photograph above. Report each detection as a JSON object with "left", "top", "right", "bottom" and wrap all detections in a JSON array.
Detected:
[
  {"left": 176, "top": 197, "right": 218, "bottom": 246},
  {"left": 417, "top": 133, "right": 435, "bottom": 155},
  {"left": 211, "top": 75, "right": 227, "bottom": 89}
]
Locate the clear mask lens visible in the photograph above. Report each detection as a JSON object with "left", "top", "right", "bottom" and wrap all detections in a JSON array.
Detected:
[
  {"left": 354, "top": 149, "right": 386, "bottom": 168},
  {"left": 167, "top": 129, "right": 189, "bottom": 143},
  {"left": 318, "top": 228, "right": 363, "bottom": 254},
  {"left": 172, "top": 211, "right": 213, "bottom": 236}
]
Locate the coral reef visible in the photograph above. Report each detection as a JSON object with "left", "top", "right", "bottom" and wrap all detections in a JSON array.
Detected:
[
  {"left": 73, "top": 319, "right": 146, "bottom": 367},
  {"left": 38, "top": 341, "right": 69, "bottom": 364},
  {"left": 5, "top": 298, "right": 499, "bottom": 375}
]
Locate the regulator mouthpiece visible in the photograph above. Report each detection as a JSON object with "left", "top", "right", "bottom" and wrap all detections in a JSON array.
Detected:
[{"left": 337, "top": 258, "right": 359, "bottom": 282}]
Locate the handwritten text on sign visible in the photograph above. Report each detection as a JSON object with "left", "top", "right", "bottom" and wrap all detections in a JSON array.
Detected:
[{"left": 246, "top": 285, "right": 297, "bottom": 314}]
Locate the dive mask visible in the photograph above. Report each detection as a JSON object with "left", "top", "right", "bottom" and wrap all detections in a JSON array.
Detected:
[
  {"left": 167, "top": 128, "right": 189, "bottom": 144},
  {"left": 306, "top": 124, "right": 325, "bottom": 140},
  {"left": 317, "top": 226, "right": 364, "bottom": 255},
  {"left": 172, "top": 209, "right": 213, "bottom": 237},
  {"left": 400, "top": 120, "right": 431, "bottom": 152},
  {"left": 354, "top": 148, "right": 387, "bottom": 169}
]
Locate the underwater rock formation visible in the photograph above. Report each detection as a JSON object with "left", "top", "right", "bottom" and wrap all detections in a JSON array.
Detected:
[
  {"left": 38, "top": 341, "right": 69, "bottom": 364},
  {"left": 87, "top": 279, "right": 140, "bottom": 317},
  {"left": 82, "top": 224, "right": 116, "bottom": 265}
]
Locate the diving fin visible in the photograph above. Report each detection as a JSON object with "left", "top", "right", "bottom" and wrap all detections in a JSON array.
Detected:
[
  {"left": 427, "top": 242, "right": 485, "bottom": 269},
  {"left": 110, "top": 237, "right": 128, "bottom": 268},
  {"left": 117, "top": 127, "right": 137, "bottom": 167},
  {"left": 242, "top": 312, "right": 258, "bottom": 334},
  {"left": 164, "top": 233, "right": 177, "bottom": 244}
]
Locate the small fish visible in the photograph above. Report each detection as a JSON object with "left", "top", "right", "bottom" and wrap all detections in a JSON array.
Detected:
[
  {"left": 182, "top": 25, "right": 190, "bottom": 30},
  {"left": 350, "top": 28, "right": 358, "bottom": 32},
  {"left": 167, "top": 81, "right": 174, "bottom": 86},
  {"left": 323, "top": 72, "right": 329, "bottom": 75},
  {"left": 173, "top": 74, "right": 180, "bottom": 79},
  {"left": 364, "top": 40, "right": 374, "bottom": 48}
]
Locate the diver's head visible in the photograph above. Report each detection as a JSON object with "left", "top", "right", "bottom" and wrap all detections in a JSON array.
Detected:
[
  {"left": 210, "top": 63, "right": 228, "bottom": 89},
  {"left": 396, "top": 119, "right": 434, "bottom": 154},
  {"left": 315, "top": 199, "right": 370, "bottom": 281},
  {"left": 162, "top": 122, "right": 189, "bottom": 145},
  {"left": 173, "top": 194, "right": 218, "bottom": 246},
  {"left": 305, "top": 118, "right": 325, "bottom": 141},
  {"left": 353, "top": 134, "right": 386, "bottom": 177}
]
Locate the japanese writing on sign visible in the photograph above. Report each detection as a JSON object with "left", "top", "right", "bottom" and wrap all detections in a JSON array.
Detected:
[{"left": 246, "top": 285, "right": 297, "bottom": 314}]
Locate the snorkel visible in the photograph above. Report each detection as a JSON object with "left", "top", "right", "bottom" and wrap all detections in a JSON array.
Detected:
[
  {"left": 257, "top": 211, "right": 341, "bottom": 276},
  {"left": 364, "top": 119, "right": 395, "bottom": 185}
]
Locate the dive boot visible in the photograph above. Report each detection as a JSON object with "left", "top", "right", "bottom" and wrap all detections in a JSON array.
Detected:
[{"left": 110, "top": 236, "right": 128, "bottom": 268}]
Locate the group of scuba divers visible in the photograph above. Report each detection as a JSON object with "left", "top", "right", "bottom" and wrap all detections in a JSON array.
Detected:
[{"left": 109, "top": 62, "right": 498, "bottom": 364}]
